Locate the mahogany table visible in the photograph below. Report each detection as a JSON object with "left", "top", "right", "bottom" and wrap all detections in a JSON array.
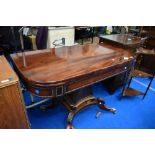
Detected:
[
  {"left": 99, "top": 34, "right": 144, "bottom": 50},
  {"left": 10, "top": 43, "right": 135, "bottom": 128}
]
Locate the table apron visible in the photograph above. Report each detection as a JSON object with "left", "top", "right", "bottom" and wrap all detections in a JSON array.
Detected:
[{"left": 27, "top": 61, "right": 133, "bottom": 97}]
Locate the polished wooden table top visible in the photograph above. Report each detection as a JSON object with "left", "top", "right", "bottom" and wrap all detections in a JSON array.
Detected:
[
  {"left": 11, "top": 44, "right": 135, "bottom": 97},
  {"left": 11, "top": 44, "right": 133, "bottom": 84},
  {"left": 99, "top": 34, "right": 143, "bottom": 46}
]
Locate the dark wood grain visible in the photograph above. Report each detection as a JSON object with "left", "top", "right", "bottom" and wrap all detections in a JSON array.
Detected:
[
  {"left": 130, "top": 69, "right": 153, "bottom": 77},
  {"left": 11, "top": 44, "right": 135, "bottom": 97},
  {"left": 143, "top": 26, "right": 155, "bottom": 49},
  {"left": 136, "top": 48, "right": 155, "bottom": 74},
  {"left": 122, "top": 87, "right": 144, "bottom": 96},
  {"left": 99, "top": 34, "right": 143, "bottom": 49}
]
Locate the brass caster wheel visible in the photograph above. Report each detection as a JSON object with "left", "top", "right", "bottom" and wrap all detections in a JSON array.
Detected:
[{"left": 111, "top": 108, "right": 116, "bottom": 114}]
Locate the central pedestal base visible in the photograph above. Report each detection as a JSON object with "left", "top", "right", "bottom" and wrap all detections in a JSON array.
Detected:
[{"left": 61, "top": 86, "right": 116, "bottom": 129}]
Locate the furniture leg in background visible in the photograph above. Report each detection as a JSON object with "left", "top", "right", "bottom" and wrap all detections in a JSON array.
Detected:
[
  {"left": 122, "top": 70, "right": 154, "bottom": 99},
  {"left": 122, "top": 48, "right": 155, "bottom": 99}
]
